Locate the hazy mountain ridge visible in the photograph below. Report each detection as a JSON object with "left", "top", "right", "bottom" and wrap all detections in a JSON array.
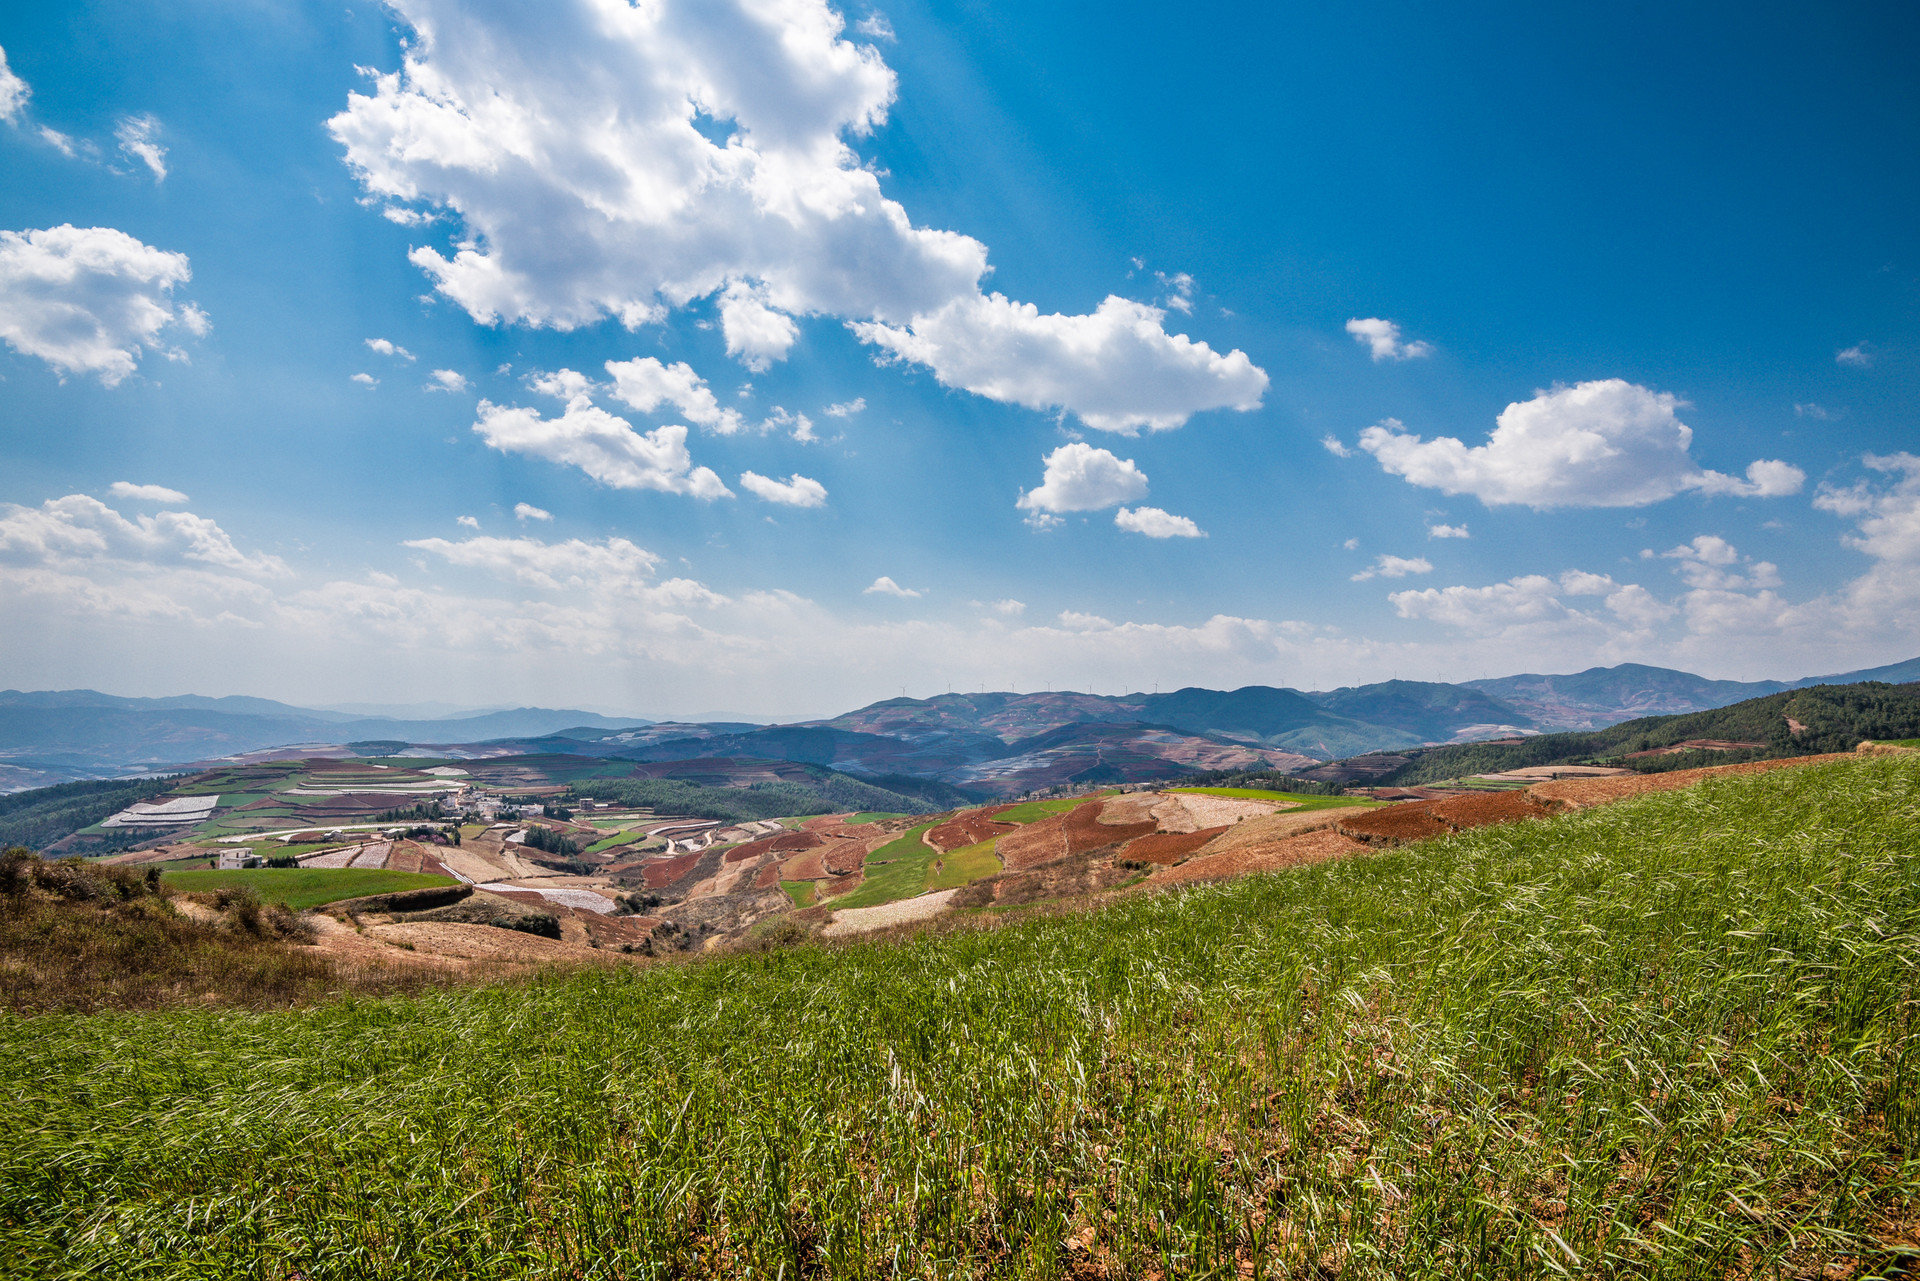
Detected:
[{"left": 0, "top": 657, "right": 1913, "bottom": 792}]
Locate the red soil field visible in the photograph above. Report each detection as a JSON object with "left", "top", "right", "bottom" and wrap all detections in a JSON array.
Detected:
[
  {"left": 752, "top": 861, "right": 784, "bottom": 890},
  {"left": 1118, "top": 826, "right": 1230, "bottom": 866},
  {"left": 1426, "top": 790, "right": 1554, "bottom": 827},
  {"left": 822, "top": 840, "right": 868, "bottom": 876},
  {"left": 927, "top": 807, "right": 1017, "bottom": 852},
  {"left": 1155, "top": 828, "right": 1367, "bottom": 884},
  {"left": 996, "top": 814, "right": 1068, "bottom": 871},
  {"left": 387, "top": 845, "right": 425, "bottom": 874},
  {"left": 1062, "top": 799, "right": 1157, "bottom": 855},
  {"left": 640, "top": 849, "right": 706, "bottom": 890},
  {"left": 1337, "top": 805, "right": 1452, "bottom": 844},
  {"left": 1340, "top": 788, "right": 1555, "bottom": 845}
]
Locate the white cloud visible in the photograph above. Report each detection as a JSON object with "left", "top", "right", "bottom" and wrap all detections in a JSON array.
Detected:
[
  {"left": 1156, "top": 271, "right": 1194, "bottom": 314},
  {"left": 456, "top": 514, "right": 480, "bottom": 529},
  {"left": 864, "top": 575, "right": 919, "bottom": 598},
  {"left": 1794, "top": 402, "right": 1836, "bottom": 420},
  {"left": 38, "top": 127, "right": 77, "bottom": 157},
  {"left": 1321, "top": 434, "right": 1352, "bottom": 458},
  {"left": 824, "top": 397, "right": 865, "bottom": 417},
  {"left": 327, "top": 0, "right": 1265, "bottom": 433},
  {"left": 351, "top": 372, "right": 378, "bottom": 387},
  {"left": 1392, "top": 572, "right": 1593, "bottom": 631},
  {"left": 1359, "top": 380, "right": 1805, "bottom": 508},
  {"left": 473, "top": 393, "right": 731, "bottom": 498},
  {"left": 427, "top": 368, "right": 470, "bottom": 393},
  {"left": 856, "top": 294, "right": 1266, "bottom": 433},
  {"left": 513, "top": 502, "right": 553, "bottom": 522},
  {"left": 0, "top": 46, "right": 29, "bottom": 122},
  {"left": 1652, "top": 536, "right": 1783, "bottom": 591},
  {"left": 1351, "top": 553, "right": 1432, "bottom": 582},
  {"left": 402, "top": 533, "right": 710, "bottom": 597},
  {"left": 761, "top": 405, "right": 815, "bottom": 442},
  {"left": 0, "top": 224, "right": 203, "bottom": 385},
  {"left": 855, "top": 12, "right": 895, "bottom": 40},
  {"left": 740, "top": 470, "right": 828, "bottom": 507},
  {"left": 1427, "top": 523, "right": 1469, "bottom": 539},
  {"left": 1836, "top": 343, "right": 1873, "bottom": 369},
  {"left": 1017, "top": 443, "right": 1149, "bottom": 518},
  {"left": 988, "top": 598, "right": 1024, "bottom": 616},
  {"left": 1114, "top": 506, "right": 1205, "bottom": 539},
  {"left": 114, "top": 114, "right": 167, "bottom": 181},
  {"left": 366, "top": 337, "right": 415, "bottom": 361},
  {"left": 1815, "top": 453, "right": 1920, "bottom": 628},
  {"left": 1057, "top": 610, "right": 1114, "bottom": 631},
  {"left": 108, "top": 482, "right": 189, "bottom": 505},
  {"left": 604, "top": 356, "right": 746, "bottom": 434},
  {"left": 0, "top": 494, "right": 286, "bottom": 578},
  {"left": 1342, "top": 537, "right": 1359, "bottom": 551},
  {"left": 1346, "top": 317, "right": 1432, "bottom": 362}
]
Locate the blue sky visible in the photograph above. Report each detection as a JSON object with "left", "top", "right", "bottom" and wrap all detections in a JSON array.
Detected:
[{"left": 0, "top": 0, "right": 1915, "bottom": 718}]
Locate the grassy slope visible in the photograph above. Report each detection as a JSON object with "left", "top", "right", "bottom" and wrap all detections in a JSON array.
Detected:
[
  {"left": 826, "top": 821, "right": 939, "bottom": 910},
  {"left": 161, "top": 868, "right": 455, "bottom": 911},
  {"left": 5, "top": 756, "right": 1919, "bottom": 1277}
]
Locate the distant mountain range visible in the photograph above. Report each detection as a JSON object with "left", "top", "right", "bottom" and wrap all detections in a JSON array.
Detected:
[{"left": 1, "top": 654, "right": 1915, "bottom": 795}]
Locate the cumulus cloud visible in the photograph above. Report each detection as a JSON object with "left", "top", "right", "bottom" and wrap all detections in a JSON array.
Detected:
[
  {"left": 1017, "top": 443, "right": 1149, "bottom": 520},
  {"left": 109, "top": 482, "right": 189, "bottom": 505},
  {"left": 864, "top": 575, "right": 919, "bottom": 598},
  {"left": 1651, "top": 536, "right": 1783, "bottom": 591},
  {"left": 740, "top": 470, "right": 828, "bottom": 507},
  {"left": 1114, "top": 506, "right": 1205, "bottom": 539},
  {"left": 824, "top": 397, "right": 865, "bottom": 417},
  {"left": 987, "top": 598, "right": 1024, "bottom": 616},
  {"left": 1320, "top": 435, "right": 1352, "bottom": 458},
  {"left": 0, "top": 224, "right": 203, "bottom": 385},
  {"left": 604, "top": 356, "right": 745, "bottom": 434},
  {"left": 473, "top": 392, "right": 731, "bottom": 499},
  {"left": 366, "top": 337, "right": 414, "bottom": 361},
  {"left": 513, "top": 502, "right": 553, "bottom": 522},
  {"left": 457, "top": 514, "right": 480, "bottom": 529},
  {"left": 1346, "top": 317, "right": 1432, "bottom": 362},
  {"left": 1350, "top": 553, "right": 1432, "bottom": 582},
  {"left": 1427, "top": 523, "right": 1469, "bottom": 539},
  {"left": 1815, "top": 453, "right": 1920, "bottom": 625},
  {"left": 427, "top": 368, "right": 470, "bottom": 393},
  {"left": 1359, "top": 380, "right": 1805, "bottom": 508},
  {"left": 114, "top": 114, "right": 167, "bottom": 181},
  {"left": 0, "top": 494, "right": 286, "bottom": 578},
  {"left": 327, "top": 0, "right": 1265, "bottom": 433},
  {"left": 1391, "top": 570, "right": 1610, "bottom": 631},
  {"left": 0, "top": 46, "right": 28, "bottom": 122},
  {"left": 1836, "top": 343, "right": 1873, "bottom": 369},
  {"left": 351, "top": 372, "right": 378, "bottom": 387}
]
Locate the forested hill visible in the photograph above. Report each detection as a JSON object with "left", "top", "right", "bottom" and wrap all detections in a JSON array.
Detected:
[{"left": 1376, "top": 681, "right": 1920, "bottom": 786}]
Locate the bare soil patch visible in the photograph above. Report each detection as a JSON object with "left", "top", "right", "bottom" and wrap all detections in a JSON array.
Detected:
[
  {"left": 822, "top": 889, "right": 960, "bottom": 937},
  {"left": 1118, "top": 826, "right": 1230, "bottom": 866},
  {"left": 928, "top": 807, "right": 1016, "bottom": 852},
  {"left": 1153, "top": 794, "right": 1281, "bottom": 832},
  {"left": 1152, "top": 828, "right": 1367, "bottom": 885},
  {"left": 997, "top": 814, "right": 1069, "bottom": 871},
  {"left": 1063, "top": 799, "right": 1156, "bottom": 855}
]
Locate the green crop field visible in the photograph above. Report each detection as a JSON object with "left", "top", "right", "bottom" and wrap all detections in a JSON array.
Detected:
[
  {"left": 1167, "top": 786, "right": 1380, "bottom": 810},
  {"left": 781, "top": 880, "right": 817, "bottom": 908},
  {"left": 846, "top": 811, "right": 907, "bottom": 825},
  {"left": 5, "top": 756, "right": 1919, "bottom": 1278},
  {"left": 585, "top": 828, "right": 658, "bottom": 855},
  {"left": 159, "top": 868, "right": 455, "bottom": 911},
  {"left": 993, "top": 795, "right": 1099, "bottom": 824},
  {"left": 825, "top": 820, "right": 939, "bottom": 909},
  {"left": 926, "top": 837, "right": 1002, "bottom": 891}
]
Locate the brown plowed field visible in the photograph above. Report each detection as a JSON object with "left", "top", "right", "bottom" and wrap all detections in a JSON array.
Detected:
[
  {"left": 1427, "top": 790, "right": 1555, "bottom": 827},
  {"left": 1337, "top": 805, "right": 1453, "bottom": 844},
  {"left": 640, "top": 849, "right": 706, "bottom": 890},
  {"left": 1119, "top": 826, "right": 1230, "bottom": 866},
  {"left": 1062, "top": 799, "right": 1157, "bottom": 855},
  {"left": 820, "top": 872, "right": 862, "bottom": 899},
  {"left": 779, "top": 840, "right": 848, "bottom": 881},
  {"left": 1153, "top": 828, "right": 1366, "bottom": 885},
  {"left": 928, "top": 808, "right": 1017, "bottom": 852},
  {"left": 822, "top": 840, "right": 868, "bottom": 876},
  {"left": 997, "top": 814, "right": 1069, "bottom": 871},
  {"left": 752, "top": 860, "right": 784, "bottom": 890},
  {"left": 1527, "top": 753, "right": 1850, "bottom": 809},
  {"left": 387, "top": 844, "right": 425, "bottom": 874}
]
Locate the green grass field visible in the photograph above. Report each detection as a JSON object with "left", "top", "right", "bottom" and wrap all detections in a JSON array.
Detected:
[
  {"left": 993, "top": 794, "right": 1104, "bottom": 824},
  {"left": 584, "top": 827, "right": 657, "bottom": 855},
  {"left": 780, "top": 880, "right": 817, "bottom": 908},
  {"left": 846, "top": 811, "right": 907, "bottom": 825},
  {"left": 825, "top": 821, "right": 939, "bottom": 909},
  {"left": 159, "top": 868, "right": 455, "bottom": 911},
  {"left": 1167, "top": 786, "right": 1379, "bottom": 810},
  {"left": 926, "top": 837, "right": 1002, "bottom": 891},
  {"left": 7, "top": 755, "right": 1919, "bottom": 1278}
]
